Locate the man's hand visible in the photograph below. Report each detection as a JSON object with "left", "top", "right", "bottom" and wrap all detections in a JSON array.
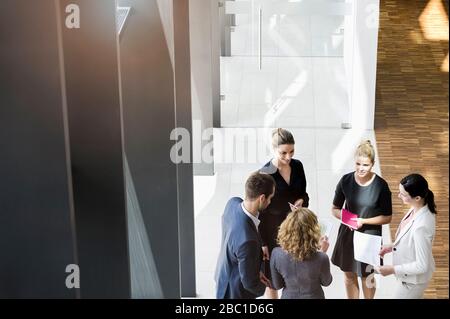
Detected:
[
  {"left": 259, "top": 272, "right": 272, "bottom": 288},
  {"left": 262, "top": 246, "right": 270, "bottom": 261}
]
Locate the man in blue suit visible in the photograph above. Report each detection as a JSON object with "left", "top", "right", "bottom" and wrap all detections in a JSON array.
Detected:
[{"left": 215, "top": 172, "right": 275, "bottom": 299}]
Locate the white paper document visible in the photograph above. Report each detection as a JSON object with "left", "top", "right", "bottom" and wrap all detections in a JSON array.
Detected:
[
  {"left": 318, "top": 218, "right": 333, "bottom": 238},
  {"left": 353, "top": 231, "right": 382, "bottom": 266}
]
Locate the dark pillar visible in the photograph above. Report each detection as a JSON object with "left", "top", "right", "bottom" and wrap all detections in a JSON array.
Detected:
[
  {"left": 0, "top": 0, "right": 77, "bottom": 298},
  {"left": 118, "top": 0, "right": 181, "bottom": 298},
  {"left": 173, "top": 0, "right": 197, "bottom": 297},
  {"left": 59, "top": 0, "right": 130, "bottom": 298}
]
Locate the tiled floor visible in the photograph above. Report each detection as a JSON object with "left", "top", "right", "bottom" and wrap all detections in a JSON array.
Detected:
[{"left": 194, "top": 128, "right": 396, "bottom": 299}]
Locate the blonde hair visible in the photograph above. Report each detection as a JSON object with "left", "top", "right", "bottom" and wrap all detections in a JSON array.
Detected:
[
  {"left": 272, "top": 128, "right": 295, "bottom": 148},
  {"left": 355, "top": 140, "right": 375, "bottom": 163},
  {"left": 277, "top": 208, "right": 321, "bottom": 261}
]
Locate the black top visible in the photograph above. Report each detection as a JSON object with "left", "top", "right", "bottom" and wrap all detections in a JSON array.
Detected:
[
  {"left": 333, "top": 172, "right": 392, "bottom": 235},
  {"left": 331, "top": 172, "right": 392, "bottom": 276},
  {"left": 259, "top": 159, "right": 308, "bottom": 251}
]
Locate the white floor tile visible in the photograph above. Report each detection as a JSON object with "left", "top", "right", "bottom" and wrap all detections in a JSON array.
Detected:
[
  {"left": 230, "top": 163, "right": 263, "bottom": 184},
  {"left": 243, "top": 56, "right": 279, "bottom": 73},
  {"left": 287, "top": 128, "right": 316, "bottom": 156},
  {"left": 316, "top": 169, "right": 349, "bottom": 217},
  {"left": 221, "top": 58, "right": 244, "bottom": 95},
  {"left": 276, "top": 116, "right": 314, "bottom": 128},
  {"left": 221, "top": 95, "right": 240, "bottom": 127},
  {"left": 229, "top": 182, "right": 245, "bottom": 199},
  {"left": 275, "top": 71, "right": 315, "bottom": 120},
  {"left": 277, "top": 57, "right": 312, "bottom": 77},
  {"left": 239, "top": 73, "right": 278, "bottom": 106},
  {"left": 214, "top": 128, "right": 273, "bottom": 164},
  {"left": 312, "top": 58, "right": 349, "bottom": 127},
  {"left": 315, "top": 129, "right": 376, "bottom": 171},
  {"left": 195, "top": 271, "right": 216, "bottom": 299},
  {"left": 237, "top": 104, "right": 275, "bottom": 127}
]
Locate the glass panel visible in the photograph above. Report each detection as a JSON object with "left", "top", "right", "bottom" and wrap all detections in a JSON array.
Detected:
[
  {"left": 225, "top": 0, "right": 351, "bottom": 57},
  {"left": 221, "top": 0, "right": 352, "bottom": 128}
]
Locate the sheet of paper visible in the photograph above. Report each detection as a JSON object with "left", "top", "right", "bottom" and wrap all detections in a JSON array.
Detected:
[
  {"left": 341, "top": 208, "right": 358, "bottom": 230},
  {"left": 288, "top": 202, "right": 298, "bottom": 211},
  {"left": 353, "top": 231, "right": 382, "bottom": 266},
  {"left": 318, "top": 218, "right": 333, "bottom": 238}
]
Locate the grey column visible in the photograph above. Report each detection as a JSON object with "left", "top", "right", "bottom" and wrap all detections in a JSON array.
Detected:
[
  {"left": 189, "top": 0, "right": 221, "bottom": 175},
  {"left": 59, "top": 0, "right": 130, "bottom": 298},
  {"left": 0, "top": 0, "right": 77, "bottom": 298},
  {"left": 118, "top": 0, "right": 181, "bottom": 298},
  {"left": 220, "top": 0, "right": 234, "bottom": 56},
  {"left": 173, "top": 0, "right": 197, "bottom": 297},
  {"left": 211, "top": 0, "right": 222, "bottom": 128}
]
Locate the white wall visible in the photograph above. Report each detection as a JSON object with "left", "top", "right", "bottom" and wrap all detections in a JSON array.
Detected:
[
  {"left": 189, "top": 0, "right": 221, "bottom": 175},
  {"left": 346, "top": 0, "right": 380, "bottom": 129}
]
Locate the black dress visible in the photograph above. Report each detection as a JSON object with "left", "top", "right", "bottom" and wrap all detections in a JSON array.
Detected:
[
  {"left": 259, "top": 159, "right": 309, "bottom": 253},
  {"left": 331, "top": 172, "right": 392, "bottom": 277}
]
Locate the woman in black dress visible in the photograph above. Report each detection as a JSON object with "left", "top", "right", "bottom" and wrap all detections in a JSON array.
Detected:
[
  {"left": 259, "top": 128, "right": 309, "bottom": 299},
  {"left": 331, "top": 140, "right": 392, "bottom": 299}
]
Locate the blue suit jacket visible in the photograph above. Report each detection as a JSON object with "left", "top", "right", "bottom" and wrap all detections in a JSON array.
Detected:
[{"left": 215, "top": 197, "right": 266, "bottom": 299}]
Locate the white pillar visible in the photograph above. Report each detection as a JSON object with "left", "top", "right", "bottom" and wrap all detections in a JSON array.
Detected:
[
  {"left": 189, "top": 0, "right": 220, "bottom": 176},
  {"left": 345, "top": 0, "right": 380, "bottom": 130}
]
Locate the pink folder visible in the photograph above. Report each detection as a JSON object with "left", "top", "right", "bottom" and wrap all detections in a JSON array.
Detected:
[{"left": 341, "top": 208, "right": 358, "bottom": 230}]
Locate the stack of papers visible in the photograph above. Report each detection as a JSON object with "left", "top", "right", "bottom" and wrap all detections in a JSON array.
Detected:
[
  {"left": 318, "top": 218, "right": 333, "bottom": 238},
  {"left": 353, "top": 231, "right": 382, "bottom": 266}
]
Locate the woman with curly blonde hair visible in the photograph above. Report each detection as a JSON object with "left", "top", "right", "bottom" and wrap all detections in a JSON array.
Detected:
[{"left": 269, "top": 208, "right": 332, "bottom": 299}]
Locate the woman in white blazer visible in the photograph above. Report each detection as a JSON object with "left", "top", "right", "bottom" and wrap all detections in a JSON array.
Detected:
[{"left": 376, "top": 174, "right": 436, "bottom": 299}]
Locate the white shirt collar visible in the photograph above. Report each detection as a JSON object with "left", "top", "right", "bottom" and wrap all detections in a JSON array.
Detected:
[{"left": 241, "top": 202, "right": 260, "bottom": 229}]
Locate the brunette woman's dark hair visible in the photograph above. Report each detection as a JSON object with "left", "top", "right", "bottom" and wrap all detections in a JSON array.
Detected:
[{"left": 400, "top": 174, "right": 437, "bottom": 214}]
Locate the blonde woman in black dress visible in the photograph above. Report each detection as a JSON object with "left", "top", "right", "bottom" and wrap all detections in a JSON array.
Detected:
[
  {"left": 259, "top": 128, "right": 309, "bottom": 299},
  {"left": 331, "top": 140, "right": 392, "bottom": 299}
]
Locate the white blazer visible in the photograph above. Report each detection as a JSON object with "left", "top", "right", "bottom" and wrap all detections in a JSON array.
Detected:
[{"left": 392, "top": 205, "right": 436, "bottom": 284}]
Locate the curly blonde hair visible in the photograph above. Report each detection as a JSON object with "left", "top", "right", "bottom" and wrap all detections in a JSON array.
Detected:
[{"left": 277, "top": 208, "right": 321, "bottom": 261}]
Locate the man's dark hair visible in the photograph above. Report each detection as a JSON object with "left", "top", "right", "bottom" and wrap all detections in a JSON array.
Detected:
[{"left": 245, "top": 172, "right": 275, "bottom": 200}]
